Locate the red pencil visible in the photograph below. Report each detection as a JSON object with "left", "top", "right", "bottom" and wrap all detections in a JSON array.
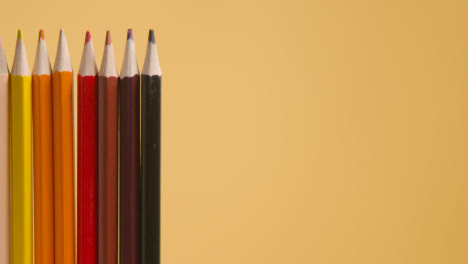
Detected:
[{"left": 77, "top": 31, "right": 98, "bottom": 264}]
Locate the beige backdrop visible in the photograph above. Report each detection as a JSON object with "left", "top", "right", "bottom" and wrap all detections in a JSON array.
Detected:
[{"left": 1, "top": 0, "right": 468, "bottom": 263}]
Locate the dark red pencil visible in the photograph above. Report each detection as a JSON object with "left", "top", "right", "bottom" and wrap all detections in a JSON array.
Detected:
[
  {"left": 98, "top": 31, "right": 118, "bottom": 264},
  {"left": 120, "top": 29, "right": 140, "bottom": 264},
  {"left": 77, "top": 31, "right": 98, "bottom": 264}
]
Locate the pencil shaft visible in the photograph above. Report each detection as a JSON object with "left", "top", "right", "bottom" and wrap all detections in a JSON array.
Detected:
[
  {"left": 53, "top": 71, "right": 75, "bottom": 264},
  {"left": 11, "top": 75, "right": 33, "bottom": 264},
  {"left": 98, "top": 76, "right": 118, "bottom": 264},
  {"left": 77, "top": 74, "right": 98, "bottom": 264},
  {"left": 141, "top": 75, "right": 161, "bottom": 264},
  {"left": 120, "top": 75, "right": 140, "bottom": 264},
  {"left": 32, "top": 74, "right": 55, "bottom": 264},
  {"left": 0, "top": 74, "right": 9, "bottom": 264}
]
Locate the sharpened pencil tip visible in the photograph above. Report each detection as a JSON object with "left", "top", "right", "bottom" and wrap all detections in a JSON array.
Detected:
[
  {"left": 59, "top": 28, "right": 65, "bottom": 39},
  {"left": 149, "top": 29, "right": 155, "bottom": 43},
  {"left": 85, "top": 31, "right": 91, "bottom": 43},
  {"left": 105, "top": 31, "right": 112, "bottom": 45},
  {"left": 127, "top": 29, "right": 133, "bottom": 40},
  {"left": 17, "top": 29, "right": 23, "bottom": 40},
  {"left": 39, "top": 30, "right": 45, "bottom": 40}
]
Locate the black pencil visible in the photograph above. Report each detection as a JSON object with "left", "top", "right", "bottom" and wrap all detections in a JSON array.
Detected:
[{"left": 141, "top": 29, "right": 162, "bottom": 264}]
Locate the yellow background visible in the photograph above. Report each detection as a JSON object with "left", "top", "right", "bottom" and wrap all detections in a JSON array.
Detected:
[{"left": 1, "top": 0, "right": 468, "bottom": 263}]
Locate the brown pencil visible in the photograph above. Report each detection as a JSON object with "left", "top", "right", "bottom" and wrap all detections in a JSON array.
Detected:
[{"left": 98, "top": 31, "right": 119, "bottom": 264}]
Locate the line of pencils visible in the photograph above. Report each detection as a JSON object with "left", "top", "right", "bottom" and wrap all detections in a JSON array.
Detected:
[{"left": 0, "top": 29, "right": 162, "bottom": 264}]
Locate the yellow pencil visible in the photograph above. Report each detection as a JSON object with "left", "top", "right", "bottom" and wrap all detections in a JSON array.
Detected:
[{"left": 11, "top": 29, "right": 32, "bottom": 264}]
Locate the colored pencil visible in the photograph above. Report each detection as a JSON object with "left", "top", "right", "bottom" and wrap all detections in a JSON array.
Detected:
[
  {"left": 0, "top": 36, "right": 9, "bottom": 264},
  {"left": 120, "top": 29, "right": 140, "bottom": 264},
  {"left": 53, "top": 28, "right": 75, "bottom": 264},
  {"left": 78, "top": 31, "right": 98, "bottom": 264},
  {"left": 32, "top": 29, "right": 55, "bottom": 264},
  {"left": 98, "top": 30, "right": 119, "bottom": 264},
  {"left": 141, "top": 29, "right": 162, "bottom": 264},
  {"left": 11, "top": 29, "right": 33, "bottom": 264}
]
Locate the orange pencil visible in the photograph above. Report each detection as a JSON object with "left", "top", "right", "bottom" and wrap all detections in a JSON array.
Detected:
[
  {"left": 0, "top": 35, "right": 9, "bottom": 264},
  {"left": 32, "top": 30, "right": 55, "bottom": 264},
  {"left": 53, "top": 28, "right": 75, "bottom": 264}
]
